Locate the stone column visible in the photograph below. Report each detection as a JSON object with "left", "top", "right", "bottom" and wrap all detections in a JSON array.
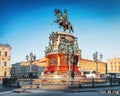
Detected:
[
  {"left": 57, "top": 55, "right": 60, "bottom": 66},
  {"left": 117, "top": 62, "right": 119, "bottom": 72}
]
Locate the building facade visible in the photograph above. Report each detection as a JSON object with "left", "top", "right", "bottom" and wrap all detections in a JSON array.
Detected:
[
  {"left": 108, "top": 58, "right": 120, "bottom": 73},
  {"left": 11, "top": 57, "right": 107, "bottom": 78},
  {"left": 11, "top": 58, "right": 45, "bottom": 78},
  {"left": 0, "top": 44, "right": 11, "bottom": 81},
  {"left": 78, "top": 58, "right": 107, "bottom": 74},
  {"left": 43, "top": 57, "right": 107, "bottom": 74},
  {"left": 11, "top": 62, "right": 22, "bottom": 78}
]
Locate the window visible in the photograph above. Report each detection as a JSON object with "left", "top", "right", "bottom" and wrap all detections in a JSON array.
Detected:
[
  {"left": 4, "top": 71, "right": 7, "bottom": 77},
  {"left": 4, "top": 62, "right": 7, "bottom": 66},
  {"left": 5, "top": 51, "right": 7, "bottom": 56},
  {"left": 115, "top": 66, "right": 117, "bottom": 70},
  {"left": 111, "top": 66, "right": 113, "bottom": 70},
  {"left": 0, "top": 51, "right": 1, "bottom": 56},
  {"left": 83, "top": 71, "right": 90, "bottom": 74},
  {"left": 92, "top": 71, "right": 96, "bottom": 74}
]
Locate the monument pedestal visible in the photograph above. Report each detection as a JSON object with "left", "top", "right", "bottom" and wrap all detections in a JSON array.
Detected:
[{"left": 40, "top": 32, "right": 83, "bottom": 89}]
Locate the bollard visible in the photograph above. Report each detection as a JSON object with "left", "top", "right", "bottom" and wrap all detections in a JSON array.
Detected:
[
  {"left": 79, "top": 84, "right": 82, "bottom": 88},
  {"left": 92, "top": 78, "right": 94, "bottom": 88},
  {"left": 37, "top": 84, "right": 39, "bottom": 88},
  {"left": 110, "top": 78, "right": 112, "bottom": 86},
  {"left": 118, "top": 78, "right": 120, "bottom": 86}
]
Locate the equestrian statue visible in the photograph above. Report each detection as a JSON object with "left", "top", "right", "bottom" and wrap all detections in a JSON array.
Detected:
[{"left": 51, "top": 9, "right": 74, "bottom": 33}]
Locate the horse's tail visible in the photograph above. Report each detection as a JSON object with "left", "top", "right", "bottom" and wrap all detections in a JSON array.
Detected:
[
  {"left": 51, "top": 22, "right": 54, "bottom": 25},
  {"left": 70, "top": 25, "right": 74, "bottom": 32},
  {"left": 71, "top": 26, "right": 74, "bottom": 32},
  {"left": 68, "top": 22, "right": 74, "bottom": 33},
  {"left": 51, "top": 21, "right": 56, "bottom": 25}
]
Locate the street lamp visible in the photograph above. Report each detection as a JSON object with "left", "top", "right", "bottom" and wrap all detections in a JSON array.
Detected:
[
  {"left": 65, "top": 42, "right": 71, "bottom": 87},
  {"left": 26, "top": 52, "right": 36, "bottom": 88},
  {"left": 71, "top": 50, "right": 75, "bottom": 79},
  {"left": 64, "top": 36, "right": 72, "bottom": 87},
  {"left": 93, "top": 51, "right": 103, "bottom": 78}
]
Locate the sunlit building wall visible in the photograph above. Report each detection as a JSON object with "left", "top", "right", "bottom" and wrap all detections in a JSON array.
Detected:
[
  {"left": 0, "top": 44, "right": 11, "bottom": 81},
  {"left": 11, "top": 56, "right": 107, "bottom": 78},
  {"left": 78, "top": 58, "right": 107, "bottom": 74},
  {"left": 108, "top": 58, "right": 120, "bottom": 73}
]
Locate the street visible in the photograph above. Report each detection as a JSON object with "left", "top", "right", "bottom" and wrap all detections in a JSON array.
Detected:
[
  {"left": 0, "top": 83, "right": 16, "bottom": 92},
  {"left": 0, "top": 90, "right": 119, "bottom": 96},
  {"left": 0, "top": 85, "right": 120, "bottom": 96}
]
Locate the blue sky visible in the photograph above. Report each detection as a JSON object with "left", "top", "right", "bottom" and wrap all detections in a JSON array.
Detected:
[{"left": 0, "top": 0, "right": 120, "bottom": 64}]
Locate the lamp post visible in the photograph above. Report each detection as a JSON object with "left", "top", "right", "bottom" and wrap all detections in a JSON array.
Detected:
[
  {"left": 71, "top": 50, "right": 75, "bottom": 79},
  {"left": 26, "top": 52, "right": 36, "bottom": 88},
  {"left": 64, "top": 36, "right": 72, "bottom": 87},
  {"left": 66, "top": 42, "right": 70, "bottom": 87},
  {"left": 93, "top": 51, "right": 103, "bottom": 78}
]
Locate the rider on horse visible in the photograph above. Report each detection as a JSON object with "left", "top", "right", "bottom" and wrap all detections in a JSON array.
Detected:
[{"left": 52, "top": 9, "right": 74, "bottom": 33}]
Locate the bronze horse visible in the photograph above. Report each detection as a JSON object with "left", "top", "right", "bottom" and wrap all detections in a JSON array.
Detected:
[{"left": 52, "top": 9, "right": 74, "bottom": 33}]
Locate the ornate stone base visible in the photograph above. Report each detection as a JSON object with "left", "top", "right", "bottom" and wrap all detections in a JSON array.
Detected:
[
  {"left": 42, "top": 31, "right": 82, "bottom": 89},
  {"left": 39, "top": 72, "right": 85, "bottom": 89}
]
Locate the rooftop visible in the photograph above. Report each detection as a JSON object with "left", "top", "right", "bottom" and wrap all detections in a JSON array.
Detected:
[{"left": 0, "top": 44, "right": 11, "bottom": 48}]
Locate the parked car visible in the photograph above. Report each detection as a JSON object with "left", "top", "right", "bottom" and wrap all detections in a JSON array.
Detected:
[{"left": 82, "top": 70, "right": 96, "bottom": 78}]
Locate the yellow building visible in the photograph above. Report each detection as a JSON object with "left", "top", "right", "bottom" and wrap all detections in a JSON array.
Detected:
[
  {"left": 21, "top": 57, "right": 46, "bottom": 67},
  {"left": 36, "top": 57, "right": 107, "bottom": 74},
  {"left": 11, "top": 56, "right": 107, "bottom": 78},
  {"left": 33, "top": 57, "right": 107, "bottom": 74},
  {"left": 78, "top": 58, "right": 107, "bottom": 74},
  {"left": 108, "top": 58, "right": 120, "bottom": 73},
  {"left": 0, "top": 44, "right": 11, "bottom": 80}
]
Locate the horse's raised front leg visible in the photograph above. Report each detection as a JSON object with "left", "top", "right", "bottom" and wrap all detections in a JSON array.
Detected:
[{"left": 64, "top": 27, "right": 67, "bottom": 32}]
